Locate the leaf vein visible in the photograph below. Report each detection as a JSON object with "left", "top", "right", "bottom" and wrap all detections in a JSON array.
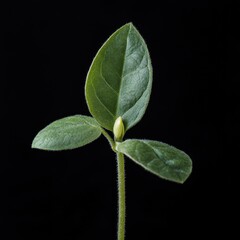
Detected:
[
  {"left": 123, "top": 78, "right": 149, "bottom": 116},
  {"left": 91, "top": 81, "right": 115, "bottom": 117},
  {"left": 143, "top": 142, "right": 187, "bottom": 173},
  {"left": 115, "top": 25, "right": 131, "bottom": 116},
  {"left": 100, "top": 57, "right": 119, "bottom": 96}
]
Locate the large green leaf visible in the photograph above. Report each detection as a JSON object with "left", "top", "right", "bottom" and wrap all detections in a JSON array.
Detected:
[
  {"left": 116, "top": 139, "right": 192, "bottom": 183},
  {"left": 85, "top": 23, "right": 152, "bottom": 132},
  {"left": 32, "top": 115, "right": 102, "bottom": 150}
]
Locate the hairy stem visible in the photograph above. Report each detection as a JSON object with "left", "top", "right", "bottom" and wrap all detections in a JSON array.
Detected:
[{"left": 117, "top": 152, "right": 126, "bottom": 240}]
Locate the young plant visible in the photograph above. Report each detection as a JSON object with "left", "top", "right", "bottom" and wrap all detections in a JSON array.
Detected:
[{"left": 32, "top": 23, "right": 192, "bottom": 240}]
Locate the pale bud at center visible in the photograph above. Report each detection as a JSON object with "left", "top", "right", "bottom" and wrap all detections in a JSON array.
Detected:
[{"left": 113, "top": 116, "right": 125, "bottom": 142}]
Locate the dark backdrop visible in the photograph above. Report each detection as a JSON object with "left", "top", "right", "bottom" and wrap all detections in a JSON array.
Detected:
[{"left": 3, "top": 1, "right": 238, "bottom": 239}]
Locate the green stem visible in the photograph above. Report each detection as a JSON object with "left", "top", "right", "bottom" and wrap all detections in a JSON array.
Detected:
[
  {"left": 117, "top": 152, "right": 126, "bottom": 240},
  {"left": 101, "top": 128, "right": 116, "bottom": 152}
]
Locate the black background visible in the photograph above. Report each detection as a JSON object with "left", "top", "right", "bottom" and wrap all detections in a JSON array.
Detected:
[{"left": 3, "top": 1, "right": 238, "bottom": 239}]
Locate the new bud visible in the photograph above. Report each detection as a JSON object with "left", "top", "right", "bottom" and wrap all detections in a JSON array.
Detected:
[{"left": 113, "top": 116, "right": 125, "bottom": 142}]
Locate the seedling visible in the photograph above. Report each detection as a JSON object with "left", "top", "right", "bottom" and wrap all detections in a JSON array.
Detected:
[{"left": 32, "top": 23, "right": 192, "bottom": 240}]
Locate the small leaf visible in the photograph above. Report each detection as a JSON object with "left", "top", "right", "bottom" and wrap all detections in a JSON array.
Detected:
[
  {"left": 85, "top": 22, "right": 152, "bottom": 131},
  {"left": 32, "top": 115, "right": 102, "bottom": 151},
  {"left": 116, "top": 139, "right": 192, "bottom": 183}
]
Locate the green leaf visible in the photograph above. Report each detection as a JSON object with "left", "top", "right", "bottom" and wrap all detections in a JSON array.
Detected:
[
  {"left": 116, "top": 139, "right": 192, "bottom": 183},
  {"left": 85, "top": 22, "right": 152, "bottom": 132},
  {"left": 32, "top": 115, "right": 102, "bottom": 151}
]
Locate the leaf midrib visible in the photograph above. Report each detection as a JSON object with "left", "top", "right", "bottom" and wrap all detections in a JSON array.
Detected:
[
  {"left": 144, "top": 141, "right": 189, "bottom": 172},
  {"left": 115, "top": 24, "right": 132, "bottom": 118}
]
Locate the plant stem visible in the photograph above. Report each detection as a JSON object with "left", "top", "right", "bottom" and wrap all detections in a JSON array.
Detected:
[
  {"left": 117, "top": 152, "right": 126, "bottom": 240},
  {"left": 101, "top": 128, "right": 116, "bottom": 152}
]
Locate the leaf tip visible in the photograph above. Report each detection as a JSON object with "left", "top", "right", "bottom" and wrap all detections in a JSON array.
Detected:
[
  {"left": 177, "top": 162, "right": 193, "bottom": 184},
  {"left": 127, "top": 22, "right": 134, "bottom": 27},
  {"left": 177, "top": 176, "right": 190, "bottom": 184},
  {"left": 31, "top": 135, "right": 40, "bottom": 149},
  {"left": 31, "top": 142, "right": 36, "bottom": 149},
  {"left": 122, "top": 22, "right": 135, "bottom": 31},
  {"left": 31, "top": 131, "right": 47, "bottom": 150}
]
